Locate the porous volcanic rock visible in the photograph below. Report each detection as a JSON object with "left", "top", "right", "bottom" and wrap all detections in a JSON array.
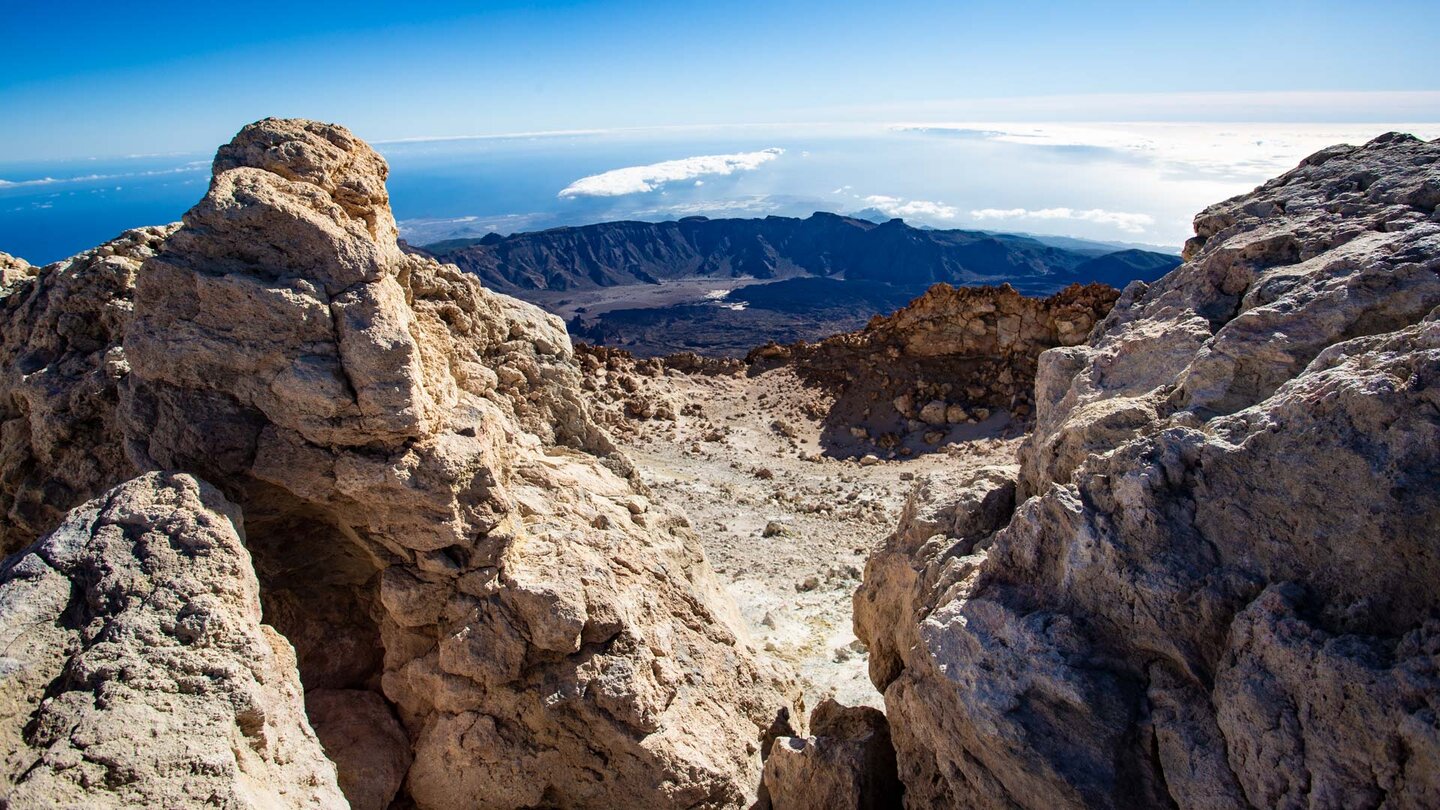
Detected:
[
  {"left": 855, "top": 132, "right": 1440, "bottom": 808},
  {"left": 0, "top": 118, "right": 795, "bottom": 808},
  {"left": 0, "top": 472, "right": 345, "bottom": 808},
  {"left": 0, "top": 227, "right": 176, "bottom": 555}
]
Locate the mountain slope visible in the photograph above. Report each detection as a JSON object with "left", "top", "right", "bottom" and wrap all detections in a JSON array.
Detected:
[{"left": 422, "top": 213, "right": 1179, "bottom": 294}]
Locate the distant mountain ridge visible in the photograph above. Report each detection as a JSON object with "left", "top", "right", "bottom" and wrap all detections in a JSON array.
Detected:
[{"left": 419, "top": 212, "right": 1180, "bottom": 295}]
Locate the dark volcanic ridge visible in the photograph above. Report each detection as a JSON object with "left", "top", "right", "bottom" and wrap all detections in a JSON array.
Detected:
[
  {"left": 415, "top": 213, "right": 1179, "bottom": 356},
  {"left": 418, "top": 212, "right": 1180, "bottom": 293}
]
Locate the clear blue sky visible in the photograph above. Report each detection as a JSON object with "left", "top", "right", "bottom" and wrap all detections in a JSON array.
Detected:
[{"left": 4, "top": 0, "right": 1439, "bottom": 160}]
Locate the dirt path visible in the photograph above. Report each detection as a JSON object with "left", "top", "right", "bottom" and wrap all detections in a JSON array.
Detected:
[{"left": 605, "top": 364, "right": 1020, "bottom": 708}]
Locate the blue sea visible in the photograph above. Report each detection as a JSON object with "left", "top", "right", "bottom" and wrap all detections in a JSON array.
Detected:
[{"left": 5, "top": 122, "right": 1432, "bottom": 266}]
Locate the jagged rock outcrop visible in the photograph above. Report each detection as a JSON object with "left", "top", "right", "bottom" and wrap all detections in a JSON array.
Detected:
[
  {"left": 0, "top": 118, "right": 795, "bottom": 808},
  {"left": 761, "top": 699, "right": 903, "bottom": 810},
  {"left": 750, "top": 283, "right": 1118, "bottom": 455},
  {"left": 0, "top": 253, "right": 34, "bottom": 289},
  {"left": 0, "top": 472, "right": 345, "bottom": 808},
  {"left": 856, "top": 132, "right": 1440, "bottom": 808},
  {"left": 0, "top": 228, "right": 176, "bottom": 556}
]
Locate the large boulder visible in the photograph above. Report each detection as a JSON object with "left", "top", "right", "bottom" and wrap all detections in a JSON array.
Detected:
[
  {"left": 856, "top": 132, "right": 1440, "bottom": 808},
  {"left": 0, "top": 118, "right": 795, "bottom": 808},
  {"left": 0, "top": 472, "right": 345, "bottom": 808}
]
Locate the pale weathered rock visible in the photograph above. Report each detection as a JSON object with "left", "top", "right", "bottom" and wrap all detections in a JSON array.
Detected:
[
  {"left": 0, "top": 472, "right": 344, "bottom": 808},
  {"left": 0, "top": 252, "right": 34, "bottom": 289},
  {"left": 761, "top": 699, "right": 903, "bottom": 810},
  {"left": 857, "top": 133, "right": 1440, "bottom": 808},
  {"left": 105, "top": 118, "right": 792, "bottom": 808}
]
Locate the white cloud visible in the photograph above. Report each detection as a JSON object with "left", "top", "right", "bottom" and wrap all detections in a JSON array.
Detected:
[
  {"left": 558, "top": 148, "right": 784, "bottom": 198},
  {"left": 863, "top": 194, "right": 960, "bottom": 221},
  {"left": 969, "top": 206, "right": 1155, "bottom": 233}
]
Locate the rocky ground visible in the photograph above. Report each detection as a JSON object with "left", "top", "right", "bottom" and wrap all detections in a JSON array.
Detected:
[
  {"left": 4, "top": 117, "right": 1433, "bottom": 810},
  {"left": 593, "top": 360, "right": 1021, "bottom": 708}
]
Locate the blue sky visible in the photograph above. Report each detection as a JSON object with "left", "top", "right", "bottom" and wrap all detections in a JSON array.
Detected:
[
  {"left": 4, "top": 1, "right": 1438, "bottom": 264},
  {"left": 5, "top": 0, "right": 1439, "bottom": 160}
]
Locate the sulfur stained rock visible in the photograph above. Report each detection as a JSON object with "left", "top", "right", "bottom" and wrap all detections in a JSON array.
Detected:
[
  {"left": 856, "top": 133, "right": 1440, "bottom": 808},
  {"left": 0, "top": 472, "right": 345, "bottom": 808}
]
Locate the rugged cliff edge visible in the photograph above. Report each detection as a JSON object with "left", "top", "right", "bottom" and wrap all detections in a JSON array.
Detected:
[
  {"left": 0, "top": 119, "right": 795, "bottom": 808},
  {"left": 855, "top": 132, "right": 1440, "bottom": 808}
]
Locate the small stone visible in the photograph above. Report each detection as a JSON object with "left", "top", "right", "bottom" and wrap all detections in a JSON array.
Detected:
[{"left": 919, "top": 400, "right": 948, "bottom": 426}]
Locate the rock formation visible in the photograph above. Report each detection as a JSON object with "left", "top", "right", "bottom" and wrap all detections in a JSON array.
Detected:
[
  {"left": 855, "top": 132, "right": 1440, "bottom": 808},
  {"left": 0, "top": 118, "right": 794, "bottom": 808},
  {"left": 762, "top": 699, "right": 903, "bottom": 810},
  {"left": 0, "top": 472, "right": 345, "bottom": 808},
  {"left": 0, "top": 227, "right": 176, "bottom": 555},
  {"left": 750, "top": 283, "right": 1118, "bottom": 455},
  {"left": 5, "top": 117, "right": 1437, "bottom": 810}
]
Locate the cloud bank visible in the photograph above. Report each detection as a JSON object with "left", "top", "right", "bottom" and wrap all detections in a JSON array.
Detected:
[
  {"left": 969, "top": 206, "right": 1155, "bottom": 233},
  {"left": 863, "top": 194, "right": 960, "bottom": 220},
  {"left": 559, "top": 148, "right": 784, "bottom": 198}
]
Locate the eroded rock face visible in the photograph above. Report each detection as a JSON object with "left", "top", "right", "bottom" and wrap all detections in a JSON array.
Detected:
[
  {"left": 0, "top": 472, "right": 344, "bottom": 808},
  {"left": 0, "top": 252, "right": 35, "bottom": 289},
  {"left": 0, "top": 118, "right": 793, "bottom": 807},
  {"left": 100, "top": 118, "right": 791, "bottom": 808},
  {"left": 0, "top": 228, "right": 175, "bottom": 555},
  {"left": 856, "top": 132, "right": 1440, "bottom": 808},
  {"left": 762, "top": 699, "right": 903, "bottom": 810}
]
